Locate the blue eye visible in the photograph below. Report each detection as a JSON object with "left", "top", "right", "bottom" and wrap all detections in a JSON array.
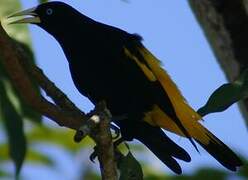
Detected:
[{"left": 46, "top": 8, "right": 53, "bottom": 15}]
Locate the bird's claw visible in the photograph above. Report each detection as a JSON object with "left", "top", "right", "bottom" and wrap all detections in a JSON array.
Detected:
[
  {"left": 89, "top": 138, "right": 125, "bottom": 163},
  {"left": 74, "top": 129, "right": 84, "bottom": 143},
  {"left": 74, "top": 124, "right": 91, "bottom": 143},
  {"left": 89, "top": 146, "right": 98, "bottom": 163}
]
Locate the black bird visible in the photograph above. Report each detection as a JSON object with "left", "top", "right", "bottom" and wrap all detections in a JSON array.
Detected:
[{"left": 8, "top": 1, "right": 242, "bottom": 174}]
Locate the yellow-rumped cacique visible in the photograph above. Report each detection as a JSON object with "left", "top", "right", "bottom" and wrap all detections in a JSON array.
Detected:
[{"left": 8, "top": 1, "right": 243, "bottom": 174}]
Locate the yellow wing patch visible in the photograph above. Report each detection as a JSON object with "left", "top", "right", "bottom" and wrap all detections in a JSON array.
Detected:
[
  {"left": 125, "top": 45, "right": 201, "bottom": 122},
  {"left": 137, "top": 47, "right": 202, "bottom": 122},
  {"left": 124, "top": 47, "right": 156, "bottom": 82},
  {"left": 124, "top": 45, "right": 217, "bottom": 145}
]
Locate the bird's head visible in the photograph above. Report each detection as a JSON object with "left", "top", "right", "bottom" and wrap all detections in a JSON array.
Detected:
[{"left": 7, "top": 1, "right": 84, "bottom": 35}]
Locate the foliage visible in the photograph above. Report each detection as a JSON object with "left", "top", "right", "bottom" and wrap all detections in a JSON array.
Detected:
[
  {"left": 118, "top": 152, "right": 143, "bottom": 180},
  {"left": 0, "top": 0, "right": 42, "bottom": 177},
  {"left": 198, "top": 69, "right": 248, "bottom": 117},
  {"left": 0, "top": 81, "right": 26, "bottom": 176}
]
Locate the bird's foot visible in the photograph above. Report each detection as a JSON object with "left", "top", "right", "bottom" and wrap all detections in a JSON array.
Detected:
[
  {"left": 74, "top": 125, "right": 91, "bottom": 143},
  {"left": 89, "top": 146, "right": 98, "bottom": 162},
  {"left": 89, "top": 137, "right": 125, "bottom": 162},
  {"left": 74, "top": 101, "right": 112, "bottom": 142},
  {"left": 110, "top": 123, "right": 121, "bottom": 140}
]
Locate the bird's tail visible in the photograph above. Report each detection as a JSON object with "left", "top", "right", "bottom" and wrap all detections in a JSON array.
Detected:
[
  {"left": 195, "top": 128, "right": 243, "bottom": 171},
  {"left": 136, "top": 46, "right": 243, "bottom": 171},
  {"left": 143, "top": 105, "right": 243, "bottom": 171},
  {"left": 132, "top": 122, "right": 191, "bottom": 174}
]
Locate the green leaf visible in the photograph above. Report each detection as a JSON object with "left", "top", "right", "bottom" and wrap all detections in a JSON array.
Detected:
[
  {"left": 0, "top": 80, "right": 26, "bottom": 176},
  {"left": 118, "top": 152, "right": 143, "bottom": 180},
  {"left": 198, "top": 69, "right": 248, "bottom": 116}
]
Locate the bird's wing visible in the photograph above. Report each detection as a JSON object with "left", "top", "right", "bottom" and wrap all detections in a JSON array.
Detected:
[
  {"left": 123, "top": 42, "right": 206, "bottom": 145},
  {"left": 123, "top": 37, "right": 242, "bottom": 170}
]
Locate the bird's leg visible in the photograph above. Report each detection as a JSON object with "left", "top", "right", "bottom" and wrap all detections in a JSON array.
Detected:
[
  {"left": 74, "top": 109, "right": 97, "bottom": 142},
  {"left": 89, "top": 125, "right": 121, "bottom": 162},
  {"left": 110, "top": 114, "right": 127, "bottom": 139},
  {"left": 110, "top": 123, "right": 121, "bottom": 139},
  {"left": 74, "top": 102, "right": 113, "bottom": 142},
  {"left": 89, "top": 127, "right": 124, "bottom": 162}
]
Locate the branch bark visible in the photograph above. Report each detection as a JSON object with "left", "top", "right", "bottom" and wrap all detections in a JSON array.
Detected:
[
  {"left": 189, "top": 0, "right": 248, "bottom": 126},
  {"left": 0, "top": 22, "right": 117, "bottom": 179},
  {"left": 91, "top": 103, "right": 118, "bottom": 180}
]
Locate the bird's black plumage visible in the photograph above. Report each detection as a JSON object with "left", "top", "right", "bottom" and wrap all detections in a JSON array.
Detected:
[{"left": 10, "top": 1, "right": 243, "bottom": 174}]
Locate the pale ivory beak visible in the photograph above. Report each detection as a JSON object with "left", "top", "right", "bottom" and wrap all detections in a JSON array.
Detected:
[{"left": 7, "top": 7, "right": 41, "bottom": 24}]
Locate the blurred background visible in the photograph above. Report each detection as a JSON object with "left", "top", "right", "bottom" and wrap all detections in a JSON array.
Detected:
[{"left": 0, "top": 0, "right": 247, "bottom": 179}]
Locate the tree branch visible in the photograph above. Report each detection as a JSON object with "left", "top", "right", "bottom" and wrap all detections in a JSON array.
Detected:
[{"left": 0, "top": 22, "right": 117, "bottom": 179}]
